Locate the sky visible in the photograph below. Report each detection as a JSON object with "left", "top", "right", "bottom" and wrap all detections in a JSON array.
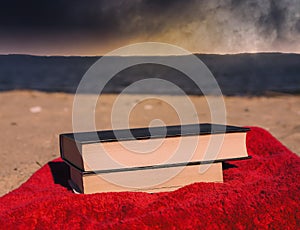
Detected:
[{"left": 0, "top": 0, "right": 299, "bottom": 56}]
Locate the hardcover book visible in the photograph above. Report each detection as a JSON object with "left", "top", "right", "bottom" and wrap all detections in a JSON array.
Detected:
[
  {"left": 60, "top": 123, "right": 250, "bottom": 171},
  {"left": 69, "top": 162, "right": 224, "bottom": 194}
]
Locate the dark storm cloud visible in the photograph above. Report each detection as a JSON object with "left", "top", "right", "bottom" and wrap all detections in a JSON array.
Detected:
[
  {"left": 0, "top": 0, "right": 181, "bottom": 32},
  {"left": 0, "top": 0, "right": 116, "bottom": 33},
  {"left": 0, "top": 0, "right": 299, "bottom": 53}
]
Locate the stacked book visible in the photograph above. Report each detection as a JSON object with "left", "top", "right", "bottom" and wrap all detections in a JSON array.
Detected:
[{"left": 60, "top": 123, "right": 250, "bottom": 194}]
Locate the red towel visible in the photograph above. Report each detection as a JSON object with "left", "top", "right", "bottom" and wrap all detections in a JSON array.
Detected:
[{"left": 0, "top": 127, "right": 299, "bottom": 229}]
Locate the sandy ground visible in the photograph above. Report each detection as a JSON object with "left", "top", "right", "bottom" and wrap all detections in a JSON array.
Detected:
[{"left": 0, "top": 90, "right": 299, "bottom": 196}]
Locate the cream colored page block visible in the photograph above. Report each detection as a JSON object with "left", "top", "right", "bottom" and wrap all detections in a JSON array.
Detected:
[
  {"left": 82, "top": 132, "right": 247, "bottom": 171},
  {"left": 81, "top": 163, "right": 223, "bottom": 194}
]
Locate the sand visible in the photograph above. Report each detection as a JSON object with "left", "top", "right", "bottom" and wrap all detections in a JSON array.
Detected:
[{"left": 0, "top": 90, "right": 299, "bottom": 196}]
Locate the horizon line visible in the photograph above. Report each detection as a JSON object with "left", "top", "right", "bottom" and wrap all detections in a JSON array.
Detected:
[{"left": 1, "top": 51, "right": 300, "bottom": 58}]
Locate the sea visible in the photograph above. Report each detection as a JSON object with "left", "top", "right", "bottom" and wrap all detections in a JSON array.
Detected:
[{"left": 0, "top": 53, "right": 299, "bottom": 96}]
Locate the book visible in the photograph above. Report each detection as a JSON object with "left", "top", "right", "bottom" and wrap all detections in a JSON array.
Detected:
[
  {"left": 68, "top": 162, "right": 223, "bottom": 194},
  {"left": 60, "top": 123, "right": 250, "bottom": 172}
]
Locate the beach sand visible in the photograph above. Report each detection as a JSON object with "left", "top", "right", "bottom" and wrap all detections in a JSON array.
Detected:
[{"left": 0, "top": 90, "right": 299, "bottom": 196}]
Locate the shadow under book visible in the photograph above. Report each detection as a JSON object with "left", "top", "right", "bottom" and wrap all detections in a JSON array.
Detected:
[{"left": 60, "top": 123, "right": 250, "bottom": 194}]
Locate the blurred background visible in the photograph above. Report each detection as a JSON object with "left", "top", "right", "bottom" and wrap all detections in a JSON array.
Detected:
[{"left": 0, "top": 0, "right": 299, "bottom": 94}]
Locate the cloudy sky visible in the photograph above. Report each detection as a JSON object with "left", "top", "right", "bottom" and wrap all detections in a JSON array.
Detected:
[{"left": 0, "top": 0, "right": 299, "bottom": 55}]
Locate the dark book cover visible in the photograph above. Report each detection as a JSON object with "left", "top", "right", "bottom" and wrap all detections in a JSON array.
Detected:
[{"left": 60, "top": 123, "right": 250, "bottom": 144}]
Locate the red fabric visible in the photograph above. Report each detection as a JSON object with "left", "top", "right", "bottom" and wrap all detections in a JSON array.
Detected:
[{"left": 0, "top": 127, "right": 299, "bottom": 229}]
